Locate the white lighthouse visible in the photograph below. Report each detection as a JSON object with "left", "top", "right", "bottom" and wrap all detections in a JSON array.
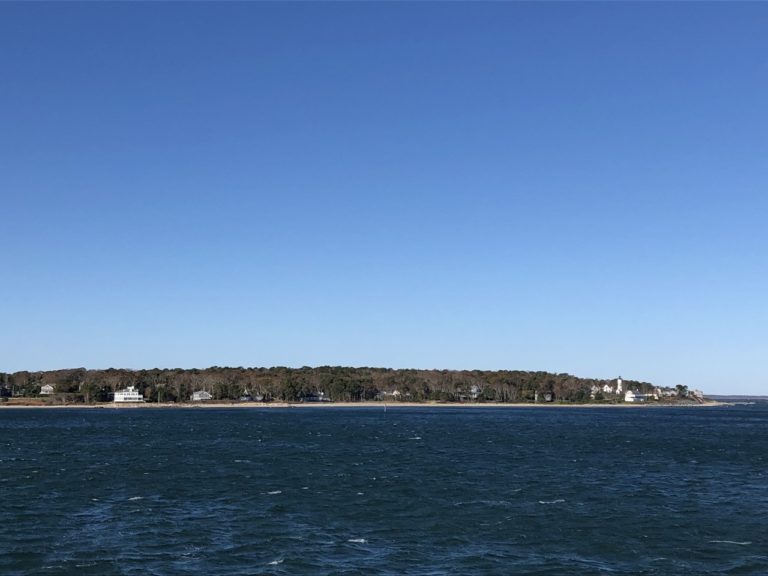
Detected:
[{"left": 616, "top": 376, "right": 623, "bottom": 394}]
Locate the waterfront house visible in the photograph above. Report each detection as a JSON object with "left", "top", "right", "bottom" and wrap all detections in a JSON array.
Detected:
[
  {"left": 191, "top": 390, "right": 213, "bottom": 401},
  {"left": 239, "top": 389, "right": 264, "bottom": 402},
  {"left": 114, "top": 385, "right": 144, "bottom": 403},
  {"left": 625, "top": 390, "right": 653, "bottom": 403},
  {"left": 458, "top": 385, "right": 482, "bottom": 402},
  {"left": 40, "top": 384, "right": 55, "bottom": 395},
  {"left": 302, "top": 391, "right": 331, "bottom": 402}
]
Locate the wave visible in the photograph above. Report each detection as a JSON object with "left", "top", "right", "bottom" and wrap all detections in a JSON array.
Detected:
[
  {"left": 709, "top": 540, "right": 751, "bottom": 545},
  {"left": 453, "top": 499, "right": 514, "bottom": 507},
  {"left": 538, "top": 499, "right": 565, "bottom": 505}
]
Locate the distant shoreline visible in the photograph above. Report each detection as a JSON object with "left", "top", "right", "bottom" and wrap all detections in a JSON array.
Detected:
[{"left": 0, "top": 400, "right": 730, "bottom": 409}]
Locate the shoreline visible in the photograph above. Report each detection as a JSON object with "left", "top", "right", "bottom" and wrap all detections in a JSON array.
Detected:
[{"left": 0, "top": 400, "right": 730, "bottom": 409}]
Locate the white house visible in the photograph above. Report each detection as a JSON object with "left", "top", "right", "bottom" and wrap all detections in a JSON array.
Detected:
[
  {"left": 40, "top": 384, "right": 55, "bottom": 395},
  {"left": 625, "top": 390, "right": 652, "bottom": 403},
  {"left": 602, "top": 383, "right": 614, "bottom": 394},
  {"left": 114, "top": 385, "right": 144, "bottom": 403},
  {"left": 191, "top": 390, "right": 213, "bottom": 401}
]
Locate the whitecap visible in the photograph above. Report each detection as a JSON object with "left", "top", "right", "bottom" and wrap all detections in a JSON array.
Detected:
[
  {"left": 454, "top": 499, "right": 513, "bottom": 507},
  {"left": 409, "top": 436, "right": 422, "bottom": 440},
  {"left": 709, "top": 540, "right": 751, "bottom": 545},
  {"left": 267, "top": 490, "right": 282, "bottom": 495},
  {"left": 128, "top": 496, "right": 143, "bottom": 501},
  {"left": 348, "top": 538, "right": 367, "bottom": 544},
  {"left": 538, "top": 499, "right": 565, "bottom": 505},
  {"left": 267, "top": 558, "right": 284, "bottom": 565}
]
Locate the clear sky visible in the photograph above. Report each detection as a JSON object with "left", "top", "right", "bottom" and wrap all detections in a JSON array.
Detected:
[{"left": 1, "top": 2, "right": 766, "bottom": 394}]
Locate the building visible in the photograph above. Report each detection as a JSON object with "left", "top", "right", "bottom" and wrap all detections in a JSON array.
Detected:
[
  {"left": 40, "top": 384, "right": 55, "bottom": 395},
  {"left": 301, "top": 391, "right": 331, "bottom": 402},
  {"left": 191, "top": 390, "right": 213, "bottom": 401},
  {"left": 625, "top": 390, "right": 652, "bottom": 403},
  {"left": 616, "top": 377, "right": 623, "bottom": 394},
  {"left": 114, "top": 386, "right": 144, "bottom": 403}
]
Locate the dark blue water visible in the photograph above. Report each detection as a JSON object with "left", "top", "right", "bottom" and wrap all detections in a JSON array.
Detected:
[{"left": 1, "top": 405, "right": 766, "bottom": 575}]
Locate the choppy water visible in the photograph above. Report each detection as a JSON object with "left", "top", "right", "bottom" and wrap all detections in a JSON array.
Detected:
[{"left": 1, "top": 404, "right": 767, "bottom": 575}]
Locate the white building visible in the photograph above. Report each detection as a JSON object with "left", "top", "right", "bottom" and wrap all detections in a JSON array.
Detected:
[
  {"left": 40, "top": 384, "right": 55, "bottom": 395},
  {"left": 114, "top": 385, "right": 144, "bottom": 403},
  {"left": 191, "top": 390, "right": 213, "bottom": 401},
  {"left": 602, "top": 383, "right": 614, "bottom": 394},
  {"left": 625, "top": 390, "right": 652, "bottom": 403},
  {"left": 616, "top": 377, "right": 623, "bottom": 394}
]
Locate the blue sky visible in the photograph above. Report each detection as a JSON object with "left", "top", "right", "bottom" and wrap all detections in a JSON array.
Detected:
[{"left": 1, "top": 2, "right": 766, "bottom": 394}]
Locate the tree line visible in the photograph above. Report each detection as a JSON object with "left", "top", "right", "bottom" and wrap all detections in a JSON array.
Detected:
[{"left": 0, "top": 366, "right": 657, "bottom": 404}]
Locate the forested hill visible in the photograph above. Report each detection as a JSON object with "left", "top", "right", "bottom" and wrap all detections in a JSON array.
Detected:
[{"left": 0, "top": 367, "right": 656, "bottom": 403}]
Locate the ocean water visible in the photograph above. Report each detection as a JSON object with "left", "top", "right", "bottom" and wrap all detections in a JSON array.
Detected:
[{"left": 1, "top": 404, "right": 766, "bottom": 575}]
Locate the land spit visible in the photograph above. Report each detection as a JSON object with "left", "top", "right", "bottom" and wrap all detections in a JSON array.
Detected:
[{"left": 0, "top": 400, "right": 729, "bottom": 409}]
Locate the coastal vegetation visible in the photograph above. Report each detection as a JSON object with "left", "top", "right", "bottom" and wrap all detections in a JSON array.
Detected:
[{"left": 0, "top": 367, "right": 661, "bottom": 404}]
